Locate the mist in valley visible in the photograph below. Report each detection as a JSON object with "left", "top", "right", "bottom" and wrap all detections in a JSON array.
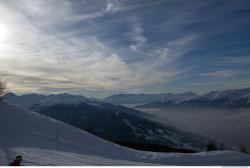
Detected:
[{"left": 136, "top": 107, "right": 250, "bottom": 149}]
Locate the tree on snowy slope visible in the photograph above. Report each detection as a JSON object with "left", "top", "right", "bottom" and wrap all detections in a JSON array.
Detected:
[
  {"left": 207, "top": 141, "right": 218, "bottom": 151},
  {"left": 86, "top": 124, "right": 93, "bottom": 134},
  {"left": 0, "top": 80, "right": 6, "bottom": 99},
  {"left": 239, "top": 145, "right": 248, "bottom": 154}
]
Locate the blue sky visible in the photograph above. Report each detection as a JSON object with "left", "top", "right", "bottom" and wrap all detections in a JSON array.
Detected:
[{"left": 0, "top": 0, "right": 250, "bottom": 98}]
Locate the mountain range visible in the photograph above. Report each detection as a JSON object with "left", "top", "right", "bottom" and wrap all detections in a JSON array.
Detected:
[
  {"left": 103, "top": 92, "right": 198, "bottom": 105},
  {"left": 133, "top": 88, "right": 250, "bottom": 109},
  {"left": 2, "top": 92, "right": 209, "bottom": 152},
  {"left": 1, "top": 101, "right": 250, "bottom": 165}
]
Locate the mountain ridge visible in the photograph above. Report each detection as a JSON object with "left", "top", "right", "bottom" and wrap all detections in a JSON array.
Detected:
[
  {"left": 135, "top": 88, "right": 250, "bottom": 109},
  {"left": 2, "top": 92, "right": 210, "bottom": 151}
]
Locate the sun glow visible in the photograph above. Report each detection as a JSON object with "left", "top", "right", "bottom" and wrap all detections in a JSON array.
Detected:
[{"left": 0, "top": 23, "right": 9, "bottom": 43}]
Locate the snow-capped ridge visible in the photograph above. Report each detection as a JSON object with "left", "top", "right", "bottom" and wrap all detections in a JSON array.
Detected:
[
  {"left": 137, "top": 87, "right": 250, "bottom": 109},
  {"left": 34, "top": 93, "right": 88, "bottom": 106}
]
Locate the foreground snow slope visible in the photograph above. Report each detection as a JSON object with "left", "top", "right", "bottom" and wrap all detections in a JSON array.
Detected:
[{"left": 0, "top": 101, "right": 250, "bottom": 166}]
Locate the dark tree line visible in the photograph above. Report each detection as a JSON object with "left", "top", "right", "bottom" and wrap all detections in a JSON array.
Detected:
[
  {"left": 207, "top": 141, "right": 218, "bottom": 151},
  {"left": 206, "top": 141, "right": 249, "bottom": 154},
  {"left": 85, "top": 124, "right": 93, "bottom": 133},
  {"left": 240, "top": 145, "right": 248, "bottom": 154}
]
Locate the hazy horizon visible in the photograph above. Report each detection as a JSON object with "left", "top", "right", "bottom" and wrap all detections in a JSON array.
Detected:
[{"left": 3, "top": 86, "right": 250, "bottom": 99}]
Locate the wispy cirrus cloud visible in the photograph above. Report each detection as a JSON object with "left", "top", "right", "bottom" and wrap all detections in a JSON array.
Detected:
[
  {"left": 0, "top": 0, "right": 250, "bottom": 97},
  {"left": 0, "top": 0, "right": 184, "bottom": 96},
  {"left": 200, "top": 70, "right": 239, "bottom": 78},
  {"left": 129, "top": 20, "right": 147, "bottom": 52},
  {"left": 213, "top": 56, "right": 250, "bottom": 65}
]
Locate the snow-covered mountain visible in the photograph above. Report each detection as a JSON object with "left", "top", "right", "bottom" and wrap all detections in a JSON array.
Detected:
[
  {"left": 35, "top": 93, "right": 88, "bottom": 106},
  {"left": 136, "top": 88, "right": 250, "bottom": 109},
  {"left": 3, "top": 93, "right": 88, "bottom": 108},
  {"left": 3, "top": 93, "right": 47, "bottom": 108},
  {"left": 203, "top": 88, "right": 250, "bottom": 101},
  {"left": 1, "top": 101, "right": 250, "bottom": 165},
  {"left": 3, "top": 93, "right": 210, "bottom": 151},
  {"left": 103, "top": 92, "right": 198, "bottom": 105},
  {"left": 31, "top": 100, "right": 209, "bottom": 151}
]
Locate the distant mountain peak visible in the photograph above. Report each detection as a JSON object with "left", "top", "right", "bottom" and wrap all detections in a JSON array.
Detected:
[
  {"left": 3, "top": 92, "right": 16, "bottom": 98},
  {"left": 37, "top": 94, "right": 88, "bottom": 106}
]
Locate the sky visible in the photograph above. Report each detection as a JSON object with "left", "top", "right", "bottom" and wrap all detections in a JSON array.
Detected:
[{"left": 0, "top": 0, "right": 250, "bottom": 98}]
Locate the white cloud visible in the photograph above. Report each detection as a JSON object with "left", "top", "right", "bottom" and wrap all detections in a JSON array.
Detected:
[
  {"left": 128, "top": 19, "right": 147, "bottom": 52},
  {"left": 0, "top": 0, "right": 190, "bottom": 95},
  {"left": 148, "top": 36, "right": 196, "bottom": 65},
  {"left": 0, "top": 1, "right": 130, "bottom": 93},
  {"left": 0, "top": 1, "right": 184, "bottom": 93},
  {"left": 214, "top": 56, "right": 250, "bottom": 65},
  {"left": 69, "top": 0, "right": 120, "bottom": 22},
  {"left": 200, "top": 70, "right": 238, "bottom": 78},
  {"left": 105, "top": 0, "right": 120, "bottom": 13}
]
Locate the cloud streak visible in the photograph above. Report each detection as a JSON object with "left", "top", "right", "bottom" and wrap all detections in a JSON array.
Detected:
[
  {"left": 0, "top": 0, "right": 183, "bottom": 96},
  {"left": 0, "top": 0, "right": 250, "bottom": 97}
]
